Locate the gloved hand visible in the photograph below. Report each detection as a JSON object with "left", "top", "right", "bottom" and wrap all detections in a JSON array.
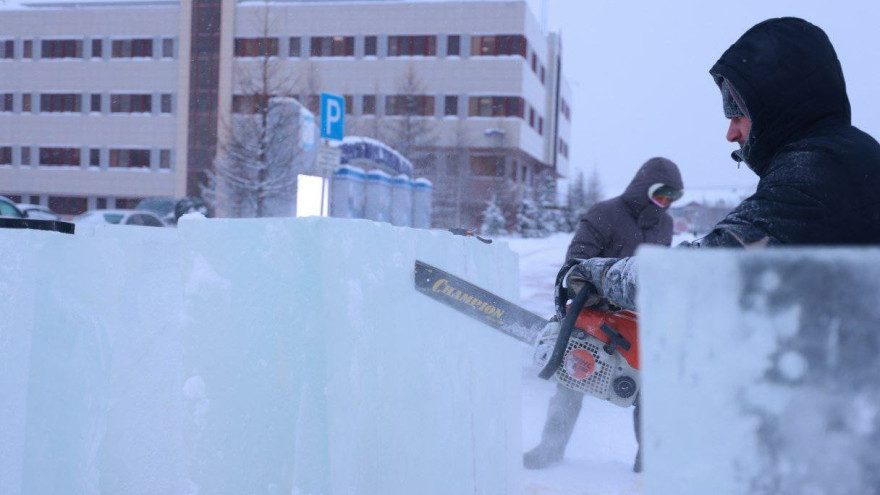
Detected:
[
  {"left": 532, "top": 318, "right": 560, "bottom": 367},
  {"left": 563, "top": 261, "right": 603, "bottom": 307}
]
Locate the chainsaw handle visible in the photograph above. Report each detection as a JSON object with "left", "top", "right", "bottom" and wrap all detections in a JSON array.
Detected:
[
  {"left": 539, "top": 281, "right": 596, "bottom": 380},
  {"left": 554, "top": 259, "right": 584, "bottom": 322}
]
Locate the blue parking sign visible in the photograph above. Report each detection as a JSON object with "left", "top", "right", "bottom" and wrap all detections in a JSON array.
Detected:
[{"left": 320, "top": 93, "right": 345, "bottom": 141}]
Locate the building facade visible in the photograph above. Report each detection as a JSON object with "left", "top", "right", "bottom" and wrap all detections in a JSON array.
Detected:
[{"left": 0, "top": 0, "right": 571, "bottom": 227}]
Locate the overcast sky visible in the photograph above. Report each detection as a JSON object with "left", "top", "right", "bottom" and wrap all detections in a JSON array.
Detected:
[{"left": 543, "top": 0, "right": 880, "bottom": 195}]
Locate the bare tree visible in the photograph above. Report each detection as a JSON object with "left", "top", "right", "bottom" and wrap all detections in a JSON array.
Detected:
[
  {"left": 205, "top": 3, "right": 304, "bottom": 218},
  {"left": 386, "top": 65, "right": 436, "bottom": 168},
  {"left": 432, "top": 121, "right": 471, "bottom": 228}
]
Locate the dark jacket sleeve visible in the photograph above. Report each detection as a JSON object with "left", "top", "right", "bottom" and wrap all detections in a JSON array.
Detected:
[
  {"left": 688, "top": 151, "right": 835, "bottom": 247},
  {"left": 566, "top": 204, "right": 612, "bottom": 260}
]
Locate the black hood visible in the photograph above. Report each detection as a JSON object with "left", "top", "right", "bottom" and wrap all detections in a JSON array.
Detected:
[
  {"left": 622, "top": 157, "right": 683, "bottom": 227},
  {"left": 710, "top": 17, "right": 851, "bottom": 176}
]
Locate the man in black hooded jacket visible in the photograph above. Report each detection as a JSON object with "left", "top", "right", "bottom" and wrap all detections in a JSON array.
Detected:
[
  {"left": 566, "top": 17, "right": 880, "bottom": 312},
  {"left": 524, "top": 157, "right": 683, "bottom": 471}
]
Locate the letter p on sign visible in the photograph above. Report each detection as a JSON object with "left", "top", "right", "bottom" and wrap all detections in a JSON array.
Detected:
[{"left": 320, "top": 93, "right": 345, "bottom": 141}]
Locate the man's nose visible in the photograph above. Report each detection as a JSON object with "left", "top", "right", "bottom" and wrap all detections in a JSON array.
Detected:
[{"left": 726, "top": 119, "right": 741, "bottom": 143}]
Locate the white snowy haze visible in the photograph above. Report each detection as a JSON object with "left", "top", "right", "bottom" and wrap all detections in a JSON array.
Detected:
[{"left": 548, "top": 0, "right": 880, "bottom": 194}]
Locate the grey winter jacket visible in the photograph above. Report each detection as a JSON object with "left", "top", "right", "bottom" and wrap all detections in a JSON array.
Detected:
[{"left": 567, "top": 157, "right": 682, "bottom": 261}]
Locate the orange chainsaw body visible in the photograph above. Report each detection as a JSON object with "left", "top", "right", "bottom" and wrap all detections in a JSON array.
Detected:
[{"left": 574, "top": 308, "right": 639, "bottom": 370}]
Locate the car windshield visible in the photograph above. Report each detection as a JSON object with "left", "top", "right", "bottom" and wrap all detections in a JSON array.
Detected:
[
  {"left": 103, "top": 213, "right": 125, "bottom": 224},
  {"left": 137, "top": 199, "right": 176, "bottom": 216}
]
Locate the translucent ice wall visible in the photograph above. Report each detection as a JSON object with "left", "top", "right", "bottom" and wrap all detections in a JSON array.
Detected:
[
  {"left": 638, "top": 247, "right": 880, "bottom": 495},
  {"left": 0, "top": 218, "right": 523, "bottom": 495}
]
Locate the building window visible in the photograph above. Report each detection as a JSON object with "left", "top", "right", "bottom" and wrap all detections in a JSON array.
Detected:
[
  {"left": 444, "top": 96, "right": 458, "bottom": 117},
  {"left": 109, "top": 149, "right": 151, "bottom": 168},
  {"left": 161, "top": 94, "right": 173, "bottom": 114},
  {"left": 561, "top": 98, "right": 571, "bottom": 120},
  {"left": 162, "top": 38, "right": 174, "bottom": 58},
  {"left": 232, "top": 94, "right": 268, "bottom": 114},
  {"left": 89, "top": 149, "right": 100, "bottom": 166},
  {"left": 49, "top": 196, "right": 88, "bottom": 216},
  {"left": 387, "top": 36, "right": 436, "bottom": 57},
  {"left": 289, "top": 37, "right": 301, "bottom": 57},
  {"left": 540, "top": 65, "right": 546, "bottom": 85},
  {"left": 115, "top": 197, "right": 141, "bottom": 209},
  {"left": 97, "top": 197, "right": 107, "bottom": 209},
  {"left": 39, "top": 147, "right": 81, "bottom": 166},
  {"left": 22, "top": 94, "right": 32, "bottom": 112},
  {"left": 471, "top": 35, "right": 526, "bottom": 57},
  {"left": 528, "top": 106, "right": 535, "bottom": 128},
  {"left": 306, "top": 94, "right": 320, "bottom": 113},
  {"left": 447, "top": 35, "right": 460, "bottom": 56},
  {"left": 234, "top": 37, "right": 279, "bottom": 57},
  {"left": 159, "top": 149, "right": 171, "bottom": 169},
  {"left": 559, "top": 139, "right": 569, "bottom": 159},
  {"left": 21, "top": 147, "right": 31, "bottom": 165},
  {"left": 110, "top": 94, "right": 152, "bottom": 113},
  {"left": 91, "top": 39, "right": 103, "bottom": 58},
  {"left": 385, "top": 95, "right": 435, "bottom": 116},
  {"left": 42, "top": 39, "right": 83, "bottom": 59},
  {"left": 90, "top": 94, "right": 101, "bottom": 112},
  {"left": 364, "top": 36, "right": 377, "bottom": 56},
  {"left": 40, "top": 94, "right": 82, "bottom": 113},
  {"left": 23, "top": 40, "right": 33, "bottom": 59},
  {"left": 362, "top": 95, "right": 376, "bottom": 115},
  {"left": 0, "top": 147, "right": 12, "bottom": 165},
  {"left": 467, "top": 96, "right": 524, "bottom": 118},
  {"left": 344, "top": 95, "right": 353, "bottom": 114},
  {"left": 530, "top": 51, "right": 537, "bottom": 72},
  {"left": 538, "top": 116, "right": 544, "bottom": 135},
  {"left": 470, "top": 155, "right": 505, "bottom": 177},
  {"left": 310, "top": 36, "right": 354, "bottom": 57},
  {"left": 2, "top": 40, "right": 15, "bottom": 59},
  {"left": 111, "top": 39, "right": 153, "bottom": 58},
  {"left": 1, "top": 94, "right": 12, "bottom": 112}
]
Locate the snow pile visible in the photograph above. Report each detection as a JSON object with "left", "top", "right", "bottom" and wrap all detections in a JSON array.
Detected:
[
  {"left": 0, "top": 218, "right": 523, "bottom": 494},
  {"left": 638, "top": 246, "right": 880, "bottom": 495}
]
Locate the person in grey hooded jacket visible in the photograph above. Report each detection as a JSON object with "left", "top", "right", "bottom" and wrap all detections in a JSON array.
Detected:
[{"left": 524, "top": 157, "right": 683, "bottom": 471}]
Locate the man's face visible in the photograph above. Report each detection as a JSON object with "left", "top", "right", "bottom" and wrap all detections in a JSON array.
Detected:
[{"left": 726, "top": 116, "right": 752, "bottom": 147}]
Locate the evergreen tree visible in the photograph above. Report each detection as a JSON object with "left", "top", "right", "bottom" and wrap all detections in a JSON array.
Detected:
[
  {"left": 481, "top": 195, "right": 508, "bottom": 236},
  {"left": 516, "top": 190, "right": 547, "bottom": 238},
  {"left": 536, "top": 170, "right": 566, "bottom": 233},
  {"left": 585, "top": 168, "right": 603, "bottom": 208}
]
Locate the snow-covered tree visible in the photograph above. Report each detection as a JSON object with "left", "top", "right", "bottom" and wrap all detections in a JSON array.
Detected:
[
  {"left": 585, "top": 168, "right": 603, "bottom": 208},
  {"left": 566, "top": 169, "right": 603, "bottom": 230},
  {"left": 516, "top": 191, "right": 547, "bottom": 238},
  {"left": 205, "top": 3, "right": 304, "bottom": 218},
  {"left": 481, "top": 195, "right": 508, "bottom": 236},
  {"left": 535, "top": 170, "right": 567, "bottom": 233}
]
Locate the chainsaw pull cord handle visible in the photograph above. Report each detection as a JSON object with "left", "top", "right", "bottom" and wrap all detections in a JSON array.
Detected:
[{"left": 539, "top": 271, "right": 596, "bottom": 380}]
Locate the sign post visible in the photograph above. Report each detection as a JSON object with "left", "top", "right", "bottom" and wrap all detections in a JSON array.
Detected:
[{"left": 318, "top": 93, "right": 345, "bottom": 216}]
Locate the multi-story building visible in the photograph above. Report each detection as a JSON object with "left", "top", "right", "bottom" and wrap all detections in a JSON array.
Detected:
[{"left": 0, "top": 0, "right": 571, "bottom": 228}]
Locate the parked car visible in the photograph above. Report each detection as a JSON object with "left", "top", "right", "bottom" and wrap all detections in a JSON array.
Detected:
[
  {"left": 73, "top": 209, "right": 166, "bottom": 227},
  {"left": 136, "top": 196, "right": 208, "bottom": 225},
  {"left": 16, "top": 203, "right": 60, "bottom": 221},
  {"left": 0, "top": 196, "right": 25, "bottom": 218}
]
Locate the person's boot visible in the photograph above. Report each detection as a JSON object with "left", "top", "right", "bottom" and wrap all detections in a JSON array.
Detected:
[
  {"left": 633, "top": 398, "right": 642, "bottom": 473},
  {"left": 523, "top": 442, "right": 564, "bottom": 469},
  {"left": 523, "top": 384, "right": 584, "bottom": 469}
]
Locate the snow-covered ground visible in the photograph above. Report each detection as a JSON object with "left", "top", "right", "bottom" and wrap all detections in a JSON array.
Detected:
[{"left": 504, "top": 233, "right": 643, "bottom": 495}]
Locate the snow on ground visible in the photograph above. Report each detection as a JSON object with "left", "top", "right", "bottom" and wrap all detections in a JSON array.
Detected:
[{"left": 501, "top": 233, "right": 643, "bottom": 495}]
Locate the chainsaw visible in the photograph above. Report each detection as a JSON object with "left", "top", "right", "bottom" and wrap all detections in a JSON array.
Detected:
[{"left": 414, "top": 259, "right": 640, "bottom": 407}]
